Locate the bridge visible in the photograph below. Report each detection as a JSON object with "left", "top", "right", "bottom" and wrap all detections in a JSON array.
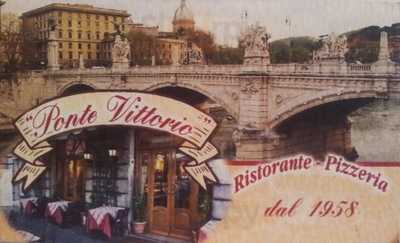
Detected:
[{"left": 0, "top": 58, "right": 399, "bottom": 162}]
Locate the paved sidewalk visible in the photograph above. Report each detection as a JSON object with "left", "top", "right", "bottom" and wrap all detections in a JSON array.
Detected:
[{"left": 8, "top": 212, "right": 155, "bottom": 243}]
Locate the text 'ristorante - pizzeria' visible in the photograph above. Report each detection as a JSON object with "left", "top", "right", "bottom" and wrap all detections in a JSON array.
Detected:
[{"left": 234, "top": 154, "right": 389, "bottom": 193}]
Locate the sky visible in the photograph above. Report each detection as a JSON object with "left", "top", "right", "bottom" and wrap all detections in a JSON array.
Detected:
[{"left": 3, "top": 0, "right": 400, "bottom": 46}]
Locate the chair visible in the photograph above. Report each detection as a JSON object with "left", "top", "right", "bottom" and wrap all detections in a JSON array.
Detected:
[
  {"left": 33, "top": 197, "right": 52, "bottom": 218},
  {"left": 62, "top": 201, "right": 86, "bottom": 228},
  {"left": 111, "top": 208, "right": 129, "bottom": 236}
]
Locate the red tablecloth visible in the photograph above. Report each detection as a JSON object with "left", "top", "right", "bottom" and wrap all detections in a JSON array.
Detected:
[
  {"left": 20, "top": 198, "right": 38, "bottom": 216},
  {"left": 45, "top": 206, "right": 64, "bottom": 225},
  {"left": 86, "top": 213, "right": 113, "bottom": 239},
  {"left": 21, "top": 201, "right": 35, "bottom": 215}
]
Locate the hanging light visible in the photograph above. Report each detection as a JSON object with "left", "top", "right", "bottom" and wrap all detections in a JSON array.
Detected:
[
  {"left": 108, "top": 148, "right": 118, "bottom": 158},
  {"left": 83, "top": 152, "right": 94, "bottom": 161},
  {"left": 155, "top": 154, "right": 165, "bottom": 171}
]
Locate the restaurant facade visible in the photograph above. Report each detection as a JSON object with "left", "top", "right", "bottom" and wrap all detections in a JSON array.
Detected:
[{"left": 5, "top": 83, "right": 236, "bottom": 241}]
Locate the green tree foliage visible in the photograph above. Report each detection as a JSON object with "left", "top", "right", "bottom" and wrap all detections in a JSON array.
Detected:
[
  {"left": 345, "top": 25, "right": 381, "bottom": 63},
  {"left": 270, "top": 37, "right": 319, "bottom": 63},
  {"left": 211, "top": 46, "right": 244, "bottom": 64}
]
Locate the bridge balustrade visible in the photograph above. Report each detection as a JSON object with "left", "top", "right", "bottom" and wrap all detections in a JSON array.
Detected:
[
  {"left": 348, "top": 64, "right": 372, "bottom": 72},
  {"left": 5, "top": 62, "right": 399, "bottom": 76}
]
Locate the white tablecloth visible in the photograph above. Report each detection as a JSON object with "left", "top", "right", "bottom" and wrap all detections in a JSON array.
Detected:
[
  {"left": 17, "top": 230, "right": 40, "bottom": 242},
  {"left": 47, "top": 201, "right": 71, "bottom": 215},
  {"left": 89, "top": 206, "right": 125, "bottom": 225},
  {"left": 20, "top": 197, "right": 38, "bottom": 209}
]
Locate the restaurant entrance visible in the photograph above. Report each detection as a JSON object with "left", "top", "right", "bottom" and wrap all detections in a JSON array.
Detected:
[
  {"left": 135, "top": 130, "right": 200, "bottom": 240},
  {"left": 55, "top": 134, "right": 87, "bottom": 202}
]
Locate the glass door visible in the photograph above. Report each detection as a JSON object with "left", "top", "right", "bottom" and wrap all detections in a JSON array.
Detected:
[
  {"left": 144, "top": 150, "right": 199, "bottom": 240},
  {"left": 147, "top": 150, "right": 172, "bottom": 236},
  {"left": 169, "top": 152, "right": 199, "bottom": 239},
  {"left": 63, "top": 159, "right": 86, "bottom": 202}
]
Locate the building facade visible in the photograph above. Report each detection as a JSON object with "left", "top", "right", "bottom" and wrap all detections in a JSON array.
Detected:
[
  {"left": 128, "top": 0, "right": 200, "bottom": 66},
  {"left": 21, "top": 3, "right": 130, "bottom": 69}
]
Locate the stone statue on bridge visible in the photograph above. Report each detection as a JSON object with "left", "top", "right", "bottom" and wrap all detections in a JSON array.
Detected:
[
  {"left": 240, "top": 23, "right": 271, "bottom": 65},
  {"left": 313, "top": 33, "right": 348, "bottom": 64},
  {"left": 181, "top": 42, "right": 205, "bottom": 65},
  {"left": 112, "top": 34, "right": 131, "bottom": 69}
]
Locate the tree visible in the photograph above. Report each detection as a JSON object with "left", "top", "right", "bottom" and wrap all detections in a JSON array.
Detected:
[
  {"left": 345, "top": 25, "right": 381, "bottom": 63},
  {"left": 0, "top": 13, "right": 23, "bottom": 73},
  {"left": 270, "top": 37, "right": 319, "bottom": 64},
  {"left": 211, "top": 46, "right": 244, "bottom": 64},
  {"left": 127, "top": 30, "right": 157, "bottom": 66},
  {"left": 0, "top": 12, "right": 39, "bottom": 72}
]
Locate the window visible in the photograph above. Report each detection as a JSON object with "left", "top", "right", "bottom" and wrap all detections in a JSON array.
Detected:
[
  {"left": 69, "top": 43, "right": 72, "bottom": 49},
  {"left": 87, "top": 32, "right": 91, "bottom": 40},
  {"left": 58, "top": 19, "right": 62, "bottom": 25},
  {"left": 96, "top": 32, "right": 100, "bottom": 40},
  {"left": 78, "top": 43, "right": 82, "bottom": 49},
  {"left": 59, "top": 43, "right": 63, "bottom": 49},
  {"left": 78, "top": 32, "right": 82, "bottom": 39},
  {"left": 69, "top": 51, "right": 73, "bottom": 59},
  {"left": 96, "top": 44, "right": 100, "bottom": 50},
  {"left": 88, "top": 43, "right": 91, "bottom": 49},
  {"left": 78, "top": 52, "right": 82, "bottom": 58},
  {"left": 122, "top": 25, "right": 125, "bottom": 31},
  {"left": 58, "top": 31, "right": 63, "bottom": 38},
  {"left": 68, "top": 31, "right": 72, "bottom": 39},
  {"left": 78, "top": 21, "right": 82, "bottom": 28},
  {"left": 88, "top": 52, "right": 92, "bottom": 60},
  {"left": 68, "top": 20, "right": 72, "bottom": 27},
  {"left": 59, "top": 51, "right": 63, "bottom": 59},
  {"left": 105, "top": 16, "right": 109, "bottom": 21}
]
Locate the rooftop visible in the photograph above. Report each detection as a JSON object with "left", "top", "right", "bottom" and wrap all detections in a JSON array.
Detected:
[
  {"left": 21, "top": 3, "right": 130, "bottom": 18},
  {"left": 173, "top": 0, "right": 194, "bottom": 24}
]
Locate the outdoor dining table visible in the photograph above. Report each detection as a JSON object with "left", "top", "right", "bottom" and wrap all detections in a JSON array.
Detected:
[
  {"left": 17, "top": 230, "right": 41, "bottom": 242},
  {"left": 86, "top": 206, "right": 125, "bottom": 239},
  {"left": 19, "top": 197, "right": 38, "bottom": 216},
  {"left": 45, "top": 200, "right": 71, "bottom": 225}
]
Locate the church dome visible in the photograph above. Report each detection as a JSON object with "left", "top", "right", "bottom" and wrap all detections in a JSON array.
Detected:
[{"left": 173, "top": 0, "right": 195, "bottom": 26}]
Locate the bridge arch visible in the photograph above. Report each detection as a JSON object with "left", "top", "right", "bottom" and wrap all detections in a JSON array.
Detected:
[
  {"left": 58, "top": 81, "right": 98, "bottom": 96},
  {"left": 144, "top": 82, "right": 238, "bottom": 120},
  {"left": 269, "top": 90, "right": 380, "bottom": 130}
]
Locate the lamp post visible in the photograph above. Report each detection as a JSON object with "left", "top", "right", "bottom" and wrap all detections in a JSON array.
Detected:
[{"left": 0, "top": 1, "right": 6, "bottom": 33}]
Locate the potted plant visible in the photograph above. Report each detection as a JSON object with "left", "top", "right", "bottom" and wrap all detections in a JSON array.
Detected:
[{"left": 132, "top": 195, "right": 147, "bottom": 234}]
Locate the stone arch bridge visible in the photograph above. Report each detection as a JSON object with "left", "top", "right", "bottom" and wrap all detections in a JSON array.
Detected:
[{"left": 0, "top": 62, "right": 399, "bottom": 161}]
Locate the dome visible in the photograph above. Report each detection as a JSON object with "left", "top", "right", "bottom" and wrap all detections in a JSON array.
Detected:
[{"left": 173, "top": 0, "right": 194, "bottom": 23}]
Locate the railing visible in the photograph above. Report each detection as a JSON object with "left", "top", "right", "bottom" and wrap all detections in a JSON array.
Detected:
[
  {"left": 16, "top": 62, "right": 399, "bottom": 76},
  {"left": 348, "top": 64, "right": 372, "bottom": 72}
]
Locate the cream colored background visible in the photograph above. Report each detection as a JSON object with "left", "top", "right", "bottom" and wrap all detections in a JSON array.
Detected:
[{"left": 206, "top": 164, "right": 400, "bottom": 243}]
